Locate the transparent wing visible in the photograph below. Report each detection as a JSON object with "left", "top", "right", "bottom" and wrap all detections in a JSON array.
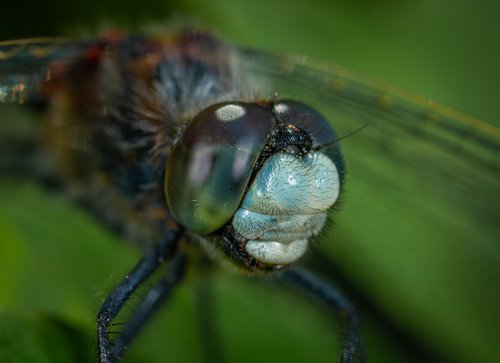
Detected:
[
  {"left": 0, "top": 38, "right": 91, "bottom": 103},
  {"left": 238, "top": 47, "right": 500, "bottom": 363}
]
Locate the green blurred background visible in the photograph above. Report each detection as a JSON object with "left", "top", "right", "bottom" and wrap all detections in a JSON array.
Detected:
[{"left": 0, "top": 1, "right": 499, "bottom": 363}]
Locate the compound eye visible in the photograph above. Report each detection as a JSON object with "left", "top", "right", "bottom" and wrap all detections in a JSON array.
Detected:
[
  {"left": 273, "top": 100, "right": 344, "bottom": 179},
  {"left": 273, "top": 100, "right": 337, "bottom": 147},
  {"left": 165, "top": 102, "right": 275, "bottom": 234}
]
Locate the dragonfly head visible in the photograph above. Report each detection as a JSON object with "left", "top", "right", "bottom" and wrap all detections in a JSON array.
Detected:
[{"left": 165, "top": 100, "right": 344, "bottom": 271}]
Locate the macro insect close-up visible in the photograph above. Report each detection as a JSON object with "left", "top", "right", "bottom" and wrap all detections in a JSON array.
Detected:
[{"left": 0, "top": 1, "right": 499, "bottom": 363}]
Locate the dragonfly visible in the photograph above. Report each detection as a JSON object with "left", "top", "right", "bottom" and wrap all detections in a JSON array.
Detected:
[{"left": 0, "top": 28, "right": 498, "bottom": 363}]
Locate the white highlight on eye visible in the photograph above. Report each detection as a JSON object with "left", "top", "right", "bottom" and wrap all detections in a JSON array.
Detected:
[
  {"left": 273, "top": 103, "right": 289, "bottom": 114},
  {"left": 232, "top": 147, "right": 252, "bottom": 180},
  {"left": 215, "top": 104, "right": 246, "bottom": 122}
]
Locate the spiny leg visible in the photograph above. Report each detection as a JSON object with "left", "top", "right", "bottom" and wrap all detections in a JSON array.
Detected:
[
  {"left": 282, "top": 268, "right": 361, "bottom": 363},
  {"left": 109, "top": 251, "right": 187, "bottom": 359},
  {"left": 97, "top": 227, "right": 182, "bottom": 363}
]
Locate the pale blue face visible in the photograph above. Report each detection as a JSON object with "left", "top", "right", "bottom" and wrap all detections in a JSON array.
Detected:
[{"left": 233, "top": 151, "right": 339, "bottom": 264}]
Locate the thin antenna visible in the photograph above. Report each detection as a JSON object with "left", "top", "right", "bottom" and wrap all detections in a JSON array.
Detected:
[{"left": 314, "top": 123, "right": 369, "bottom": 150}]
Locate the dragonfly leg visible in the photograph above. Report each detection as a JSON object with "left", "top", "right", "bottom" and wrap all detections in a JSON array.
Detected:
[
  {"left": 282, "top": 268, "right": 361, "bottom": 363},
  {"left": 97, "top": 227, "right": 182, "bottom": 363},
  {"left": 109, "top": 251, "right": 187, "bottom": 359}
]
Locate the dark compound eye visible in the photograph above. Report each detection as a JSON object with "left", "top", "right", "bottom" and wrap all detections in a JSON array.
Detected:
[
  {"left": 273, "top": 100, "right": 337, "bottom": 148},
  {"left": 273, "top": 100, "right": 345, "bottom": 180},
  {"left": 165, "top": 102, "right": 275, "bottom": 234}
]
